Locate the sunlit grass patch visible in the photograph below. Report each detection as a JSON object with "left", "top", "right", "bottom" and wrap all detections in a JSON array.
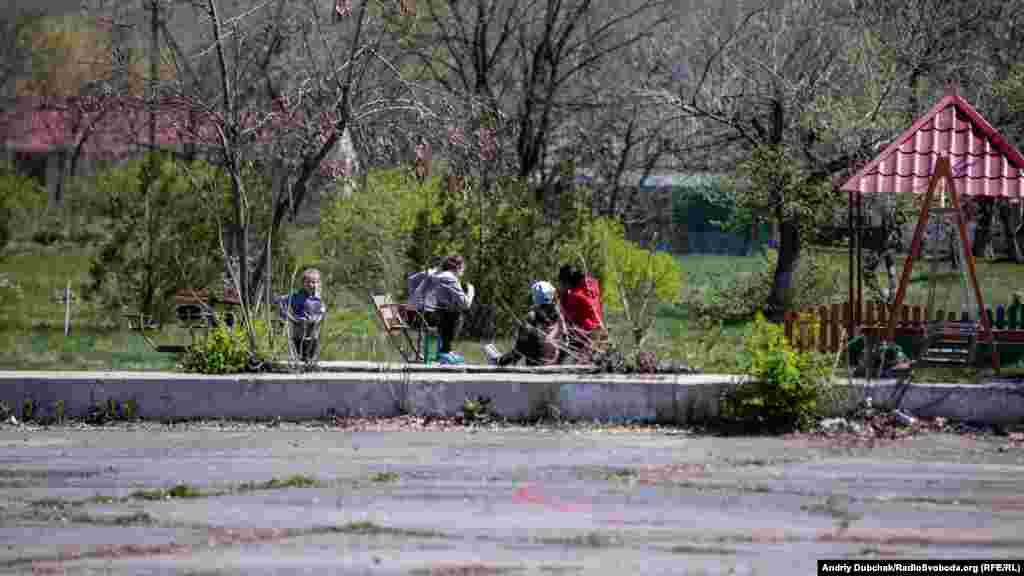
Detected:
[
  {"left": 130, "top": 483, "right": 207, "bottom": 500},
  {"left": 237, "top": 474, "right": 320, "bottom": 491}
]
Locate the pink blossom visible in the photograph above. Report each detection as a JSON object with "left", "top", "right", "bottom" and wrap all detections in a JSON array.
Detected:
[
  {"left": 415, "top": 141, "right": 431, "bottom": 163},
  {"left": 335, "top": 0, "right": 353, "bottom": 19},
  {"left": 447, "top": 126, "right": 466, "bottom": 148},
  {"left": 415, "top": 141, "right": 431, "bottom": 179},
  {"left": 317, "top": 158, "right": 352, "bottom": 180},
  {"left": 478, "top": 127, "right": 497, "bottom": 162}
]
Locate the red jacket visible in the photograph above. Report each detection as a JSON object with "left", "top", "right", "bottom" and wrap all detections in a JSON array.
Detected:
[{"left": 561, "top": 277, "right": 603, "bottom": 332}]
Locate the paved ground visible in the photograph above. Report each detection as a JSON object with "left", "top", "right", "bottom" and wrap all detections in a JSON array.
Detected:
[{"left": 1, "top": 418, "right": 1023, "bottom": 575}]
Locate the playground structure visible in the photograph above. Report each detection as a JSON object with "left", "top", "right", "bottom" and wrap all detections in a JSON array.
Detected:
[{"left": 810, "top": 84, "right": 1024, "bottom": 371}]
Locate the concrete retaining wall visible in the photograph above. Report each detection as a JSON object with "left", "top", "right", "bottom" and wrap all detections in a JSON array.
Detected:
[{"left": 0, "top": 369, "right": 1022, "bottom": 424}]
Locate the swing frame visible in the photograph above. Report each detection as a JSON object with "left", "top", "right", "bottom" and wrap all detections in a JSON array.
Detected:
[{"left": 885, "top": 155, "right": 999, "bottom": 371}]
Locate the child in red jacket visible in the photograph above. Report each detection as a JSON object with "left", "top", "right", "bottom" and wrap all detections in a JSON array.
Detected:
[{"left": 558, "top": 264, "right": 605, "bottom": 358}]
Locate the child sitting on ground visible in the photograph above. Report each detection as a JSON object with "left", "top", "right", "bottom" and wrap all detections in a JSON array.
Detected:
[{"left": 496, "top": 281, "right": 567, "bottom": 367}]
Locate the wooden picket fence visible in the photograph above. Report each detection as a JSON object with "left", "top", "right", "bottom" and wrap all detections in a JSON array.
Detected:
[{"left": 783, "top": 300, "right": 1024, "bottom": 354}]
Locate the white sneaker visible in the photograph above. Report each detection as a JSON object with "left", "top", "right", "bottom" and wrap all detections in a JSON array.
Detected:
[{"left": 483, "top": 343, "right": 501, "bottom": 365}]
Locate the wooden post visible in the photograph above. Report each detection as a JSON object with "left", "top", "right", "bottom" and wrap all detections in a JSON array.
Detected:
[
  {"left": 848, "top": 189, "right": 856, "bottom": 337},
  {"left": 819, "top": 305, "right": 830, "bottom": 353},
  {"left": 856, "top": 192, "right": 864, "bottom": 328},
  {"left": 831, "top": 302, "right": 842, "bottom": 353},
  {"left": 799, "top": 315, "right": 810, "bottom": 352},
  {"left": 843, "top": 301, "right": 851, "bottom": 334},
  {"left": 64, "top": 280, "right": 72, "bottom": 337}
]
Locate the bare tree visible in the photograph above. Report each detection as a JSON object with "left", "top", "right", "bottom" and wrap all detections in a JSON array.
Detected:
[
  {"left": 157, "top": 0, "right": 432, "bottom": 349},
  {"left": 636, "top": 0, "right": 1011, "bottom": 317},
  {"left": 850, "top": 0, "right": 1001, "bottom": 119},
  {"left": 639, "top": 0, "right": 871, "bottom": 318},
  {"left": 404, "top": 0, "right": 673, "bottom": 202},
  {"left": 570, "top": 39, "right": 682, "bottom": 224}
]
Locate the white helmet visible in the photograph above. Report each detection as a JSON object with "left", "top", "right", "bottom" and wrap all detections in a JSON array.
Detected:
[{"left": 530, "top": 281, "right": 556, "bottom": 306}]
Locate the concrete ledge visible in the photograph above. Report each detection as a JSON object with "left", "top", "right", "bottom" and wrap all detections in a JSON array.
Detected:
[
  {"left": 841, "top": 378, "right": 1024, "bottom": 425},
  {"left": 0, "top": 369, "right": 1022, "bottom": 424}
]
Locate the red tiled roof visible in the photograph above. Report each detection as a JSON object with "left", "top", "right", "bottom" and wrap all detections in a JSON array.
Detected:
[
  {"left": 0, "top": 96, "right": 208, "bottom": 159},
  {"left": 839, "top": 92, "right": 1024, "bottom": 198},
  {"left": 0, "top": 96, "right": 355, "bottom": 178}
]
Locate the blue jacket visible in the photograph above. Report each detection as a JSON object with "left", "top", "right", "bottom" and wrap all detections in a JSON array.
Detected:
[{"left": 276, "top": 291, "right": 325, "bottom": 322}]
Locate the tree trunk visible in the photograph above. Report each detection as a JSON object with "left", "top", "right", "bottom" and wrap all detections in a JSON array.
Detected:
[
  {"left": 998, "top": 200, "right": 1024, "bottom": 262},
  {"left": 208, "top": 0, "right": 256, "bottom": 353},
  {"left": 765, "top": 216, "right": 801, "bottom": 322}
]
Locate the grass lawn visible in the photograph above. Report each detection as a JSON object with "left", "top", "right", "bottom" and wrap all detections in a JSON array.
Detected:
[
  {"left": 3, "top": 237, "right": 1023, "bottom": 381},
  {"left": 861, "top": 255, "right": 1024, "bottom": 312},
  {"left": 0, "top": 242, "right": 180, "bottom": 371}
]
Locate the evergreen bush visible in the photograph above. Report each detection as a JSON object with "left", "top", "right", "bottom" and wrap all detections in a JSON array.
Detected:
[{"left": 721, "top": 313, "right": 833, "bottom": 432}]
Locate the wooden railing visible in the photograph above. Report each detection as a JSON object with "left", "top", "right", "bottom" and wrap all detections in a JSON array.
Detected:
[{"left": 783, "top": 301, "right": 1024, "bottom": 354}]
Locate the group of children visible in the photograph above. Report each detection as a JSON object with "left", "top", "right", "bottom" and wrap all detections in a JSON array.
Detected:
[
  {"left": 404, "top": 256, "right": 604, "bottom": 366},
  {"left": 493, "top": 264, "right": 604, "bottom": 366},
  {"left": 273, "top": 258, "right": 605, "bottom": 367}
]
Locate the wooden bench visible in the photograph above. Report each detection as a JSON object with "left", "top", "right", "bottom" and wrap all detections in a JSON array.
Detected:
[
  {"left": 174, "top": 289, "right": 240, "bottom": 328},
  {"left": 123, "top": 288, "right": 243, "bottom": 354}
]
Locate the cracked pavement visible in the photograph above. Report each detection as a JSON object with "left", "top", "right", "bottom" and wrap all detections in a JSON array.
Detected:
[{"left": 1, "top": 420, "right": 1023, "bottom": 575}]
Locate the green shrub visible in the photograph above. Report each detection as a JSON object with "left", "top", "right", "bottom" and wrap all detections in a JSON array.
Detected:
[
  {"left": 721, "top": 313, "right": 832, "bottom": 432},
  {"left": 180, "top": 317, "right": 281, "bottom": 374},
  {"left": 326, "top": 169, "right": 684, "bottom": 342},
  {"left": 0, "top": 204, "right": 9, "bottom": 255},
  {"left": 671, "top": 174, "right": 757, "bottom": 241},
  {"left": 403, "top": 176, "right": 600, "bottom": 337},
  {"left": 21, "top": 398, "right": 35, "bottom": 422},
  {"left": 179, "top": 323, "right": 252, "bottom": 374},
  {"left": 319, "top": 168, "right": 430, "bottom": 296},
  {"left": 583, "top": 218, "right": 684, "bottom": 345},
  {"left": 689, "top": 249, "right": 844, "bottom": 324},
  {"left": 688, "top": 268, "right": 771, "bottom": 324},
  {"left": 787, "top": 250, "right": 846, "bottom": 311},
  {"left": 0, "top": 162, "right": 47, "bottom": 254},
  {"left": 30, "top": 217, "right": 67, "bottom": 246},
  {"left": 460, "top": 395, "right": 496, "bottom": 424},
  {"left": 86, "top": 154, "right": 229, "bottom": 323}
]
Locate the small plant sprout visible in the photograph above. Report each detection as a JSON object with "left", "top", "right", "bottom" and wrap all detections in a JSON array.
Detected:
[
  {"left": 122, "top": 399, "right": 137, "bottom": 420},
  {"left": 370, "top": 471, "right": 399, "bottom": 483}
]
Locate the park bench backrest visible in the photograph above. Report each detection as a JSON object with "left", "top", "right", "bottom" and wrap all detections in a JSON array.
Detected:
[{"left": 372, "top": 294, "right": 408, "bottom": 332}]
